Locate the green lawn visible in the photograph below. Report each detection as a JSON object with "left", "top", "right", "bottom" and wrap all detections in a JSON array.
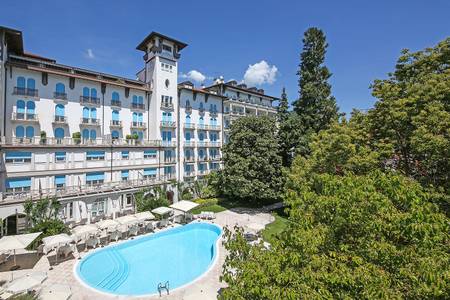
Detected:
[
  {"left": 191, "top": 204, "right": 227, "bottom": 214},
  {"left": 262, "top": 214, "right": 290, "bottom": 243}
]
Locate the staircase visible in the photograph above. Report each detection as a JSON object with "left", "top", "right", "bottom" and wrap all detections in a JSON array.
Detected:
[{"left": 96, "top": 249, "right": 130, "bottom": 291}]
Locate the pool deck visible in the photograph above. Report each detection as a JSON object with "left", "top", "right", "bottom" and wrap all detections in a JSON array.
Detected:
[{"left": 0, "top": 208, "right": 274, "bottom": 300}]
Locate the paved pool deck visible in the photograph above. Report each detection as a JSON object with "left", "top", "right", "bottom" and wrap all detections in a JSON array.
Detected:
[{"left": 0, "top": 209, "right": 274, "bottom": 300}]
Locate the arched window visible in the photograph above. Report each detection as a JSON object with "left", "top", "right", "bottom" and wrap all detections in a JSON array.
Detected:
[
  {"left": 82, "top": 107, "right": 90, "bottom": 119},
  {"left": 55, "top": 104, "right": 65, "bottom": 116},
  {"left": 111, "top": 130, "right": 119, "bottom": 139},
  {"left": 167, "top": 112, "right": 172, "bottom": 121},
  {"left": 90, "top": 130, "right": 97, "bottom": 140},
  {"left": 199, "top": 116, "right": 204, "bottom": 124},
  {"left": 199, "top": 132, "right": 204, "bottom": 141},
  {"left": 199, "top": 149, "right": 204, "bottom": 157},
  {"left": 112, "top": 92, "right": 119, "bottom": 101},
  {"left": 82, "top": 129, "right": 89, "bottom": 140},
  {"left": 15, "top": 126, "right": 25, "bottom": 138},
  {"left": 199, "top": 102, "right": 204, "bottom": 109},
  {"left": 17, "top": 77, "right": 26, "bottom": 88},
  {"left": 138, "top": 113, "right": 143, "bottom": 122},
  {"left": 16, "top": 100, "right": 25, "bottom": 114},
  {"left": 90, "top": 88, "right": 97, "bottom": 98},
  {"left": 26, "top": 78, "right": 35, "bottom": 90},
  {"left": 90, "top": 108, "right": 97, "bottom": 119},
  {"left": 112, "top": 110, "right": 119, "bottom": 121},
  {"left": 162, "top": 112, "right": 167, "bottom": 122},
  {"left": 138, "top": 96, "right": 143, "bottom": 104},
  {"left": 26, "top": 101, "right": 35, "bottom": 114},
  {"left": 185, "top": 114, "right": 191, "bottom": 124},
  {"left": 185, "top": 132, "right": 191, "bottom": 141},
  {"left": 56, "top": 83, "right": 65, "bottom": 94},
  {"left": 132, "top": 95, "right": 138, "bottom": 104},
  {"left": 54, "top": 128, "right": 64, "bottom": 139},
  {"left": 83, "top": 87, "right": 90, "bottom": 97},
  {"left": 138, "top": 131, "right": 143, "bottom": 140},
  {"left": 132, "top": 112, "right": 138, "bottom": 122},
  {"left": 25, "top": 126, "right": 34, "bottom": 138}
]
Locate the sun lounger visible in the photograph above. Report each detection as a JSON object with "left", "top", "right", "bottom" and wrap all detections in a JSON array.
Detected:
[
  {"left": 86, "top": 236, "right": 99, "bottom": 248},
  {"left": 0, "top": 252, "right": 10, "bottom": 265},
  {"left": 145, "top": 222, "right": 155, "bottom": 232},
  {"left": 109, "top": 231, "right": 121, "bottom": 242},
  {"left": 129, "top": 225, "right": 139, "bottom": 237}
]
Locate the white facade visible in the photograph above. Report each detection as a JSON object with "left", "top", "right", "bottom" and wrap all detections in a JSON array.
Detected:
[{"left": 0, "top": 27, "right": 278, "bottom": 235}]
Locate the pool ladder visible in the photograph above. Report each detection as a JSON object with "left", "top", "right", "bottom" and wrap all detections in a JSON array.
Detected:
[{"left": 158, "top": 281, "right": 169, "bottom": 297}]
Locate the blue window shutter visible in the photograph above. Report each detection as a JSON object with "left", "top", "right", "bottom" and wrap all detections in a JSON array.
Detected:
[
  {"left": 132, "top": 95, "right": 137, "bottom": 103},
  {"left": 83, "top": 87, "right": 90, "bottom": 97},
  {"left": 121, "top": 151, "right": 129, "bottom": 158},
  {"left": 112, "top": 92, "right": 119, "bottom": 101},
  {"left": 16, "top": 100, "right": 25, "bottom": 113},
  {"left": 6, "top": 177, "right": 31, "bottom": 188},
  {"left": 55, "top": 175, "right": 65, "bottom": 185},
  {"left": 144, "top": 150, "right": 156, "bottom": 155},
  {"left": 138, "top": 131, "right": 143, "bottom": 140},
  {"left": 17, "top": 77, "right": 26, "bottom": 88},
  {"left": 90, "top": 130, "right": 97, "bottom": 139},
  {"left": 82, "top": 107, "right": 90, "bottom": 118},
  {"left": 132, "top": 112, "right": 137, "bottom": 122},
  {"left": 112, "top": 110, "right": 119, "bottom": 121},
  {"left": 54, "top": 128, "right": 64, "bottom": 139},
  {"left": 90, "top": 88, "right": 97, "bottom": 98},
  {"left": 25, "top": 126, "right": 34, "bottom": 138},
  {"left": 185, "top": 132, "right": 191, "bottom": 141},
  {"left": 82, "top": 129, "right": 89, "bottom": 139},
  {"left": 55, "top": 104, "right": 65, "bottom": 116},
  {"left": 55, "top": 152, "right": 66, "bottom": 159},
  {"left": 86, "top": 151, "right": 104, "bottom": 158},
  {"left": 143, "top": 168, "right": 157, "bottom": 176},
  {"left": 6, "top": 152, "right": 32, "bottom": 160},
  {"left": 138, "top": 96, "right": 143, "bottom": 104},
  {"left": 138, "top": 113, "right": 143, "bottom": 122},
  {"left": 56, "top": 83, "right": 65, "bottom": 93},
  {"left": 26, "top": 101, "right": 35, "bottom": 113},
  {"left": 86, "top": 172, "right": 104, "bottom": 181},
  {"left": 90, "top": 108, "right": 97, "bottom": 119},
  {"left": 121, "top": 170, "right": 129, "bottom": 178},
  {"left": 112, "top": 130, "right": 119, "bottom": 138},
  {"left": 15, "top": 126, "right": 24, "bottom": 138},
  {"left": 26, "top": 78, "right": 35, "bottom": 89}
]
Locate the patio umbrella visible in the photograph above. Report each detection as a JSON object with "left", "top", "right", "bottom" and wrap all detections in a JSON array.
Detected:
[
  {"left": 42, "top": 234, "right": 73, "bottom": 268},
  {"left": 151, "top": 206, "right": 173, "bottom": 218},
  {"left": 96, "top": 219, "right": 119, "bottom": 231},
  {"left": 0, "top": 232, "right": 42, "bottom": 270},
  {"left": 71, "top": 224, "right": 98, "bottom": 242},
  {"left": 39, "top": 283, "right": 72, "bottom": 300},
  {"left": 115, "top": 215, "right": 139, "bottom": 226},
  {"left": 170, "top": 200, "right": 199, "bottom": 213},
  {"left": 6, "top": 271, "right": 47, "bottom": 294},
  {"left": 133, "top": 211, "right": 155, "bottom": 223}
]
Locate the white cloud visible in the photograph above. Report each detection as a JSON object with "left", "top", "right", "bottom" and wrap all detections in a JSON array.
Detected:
[
  {"left": 243, "top": 60, "right": 278, "bottom": 86},
  {"left": 180, "top": 70, "right": 207, "bottom": 83},
  {"left": 85, "top": 49, "right": 95, "bottom": 59}
]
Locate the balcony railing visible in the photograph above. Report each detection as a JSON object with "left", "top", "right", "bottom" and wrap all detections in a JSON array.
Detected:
[
  {"left": 184, "top": 123, "right": 196, "bottom": 129},
  {"left": 197, "top": 141, "right": 208, "bottom": 147},
  {"left": 79, "top": 96, "right": 100, "bottom": 105},
  {"left": 184, "top": 156, "right": 195, "bottom": 162},
  {"left": 208, "top": 141, "right": 220, "bottom": 147},
  {"left": 198, "top": 156, "right": 208, "bottom": 161},
  {"left": 0, "top": 136, "right": 163, "bottom": 147},
  {"left": 210, "top": 110, "right": 218, "bottom": 117},
  {"left": 11, "top": 112, "right": 39, "bottom": 122},
  {"left": 208, "top": 125, "right": 221, "bottom": 131},
  {"left": 209, "top": 156, "right": 221, "bottom": 161},
  {"left": 160, "top": 121, "right": 176, "bottom": 128},
  {"left": 131, "top": 103, "right": 145, "bottom": 110},
  {"left": 111, "top": 100, "right": 122, "bottom": 107},
  {"left": 13, "top": 87, "right": 38, "bottom": 97},
  {"left": 185, "top": 106, "right": 192, "bottom": 113},
  {"left": 80, "top": 118, "right": 100, "bottom": 125},
  {"left": 184, "top": 172, "right": 195, "bottom": 177},
  {"left": 110, "top": 120, "right": 123, "bottom": 127},
  {"left": 164, "top": 157, "right": 176, "bottom": 164},
  {"left": 53, "top": 115, "right": 67, "bottom": 124},
  {"left": 161, "top": 141, "right": 177, "bottom": 147},
  {"left": 131, "top": 121, "right": 146, "bottom": 129},
  {"left": 161, "top": 102, "right": 174, "bottom": 110},
  {"left": 197, "top": 124, "right": 208, "bottom": 130},
  {"left": 184, "top": 141, "right": 196, "bottom": 147},
  {"left": 53, "top": 92, "right": 67, "bottom": 100},
  {"left": 0, "top": 177, "right": 169, "bottom": 203}
]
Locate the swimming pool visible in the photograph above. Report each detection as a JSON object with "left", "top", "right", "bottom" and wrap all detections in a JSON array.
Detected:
[{"left": 75, "top": 222, "right": 222, "bottom": 296}]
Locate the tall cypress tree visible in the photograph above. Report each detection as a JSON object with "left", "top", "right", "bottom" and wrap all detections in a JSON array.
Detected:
[
  {"left": 277, "top": 87, "right": 289, "bottom": 123},
  {"left": 293, "top": 27, "right": 338, "bottom": 133}
]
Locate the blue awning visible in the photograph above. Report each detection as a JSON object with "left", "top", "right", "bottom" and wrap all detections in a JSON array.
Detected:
[
  {"left": 122, "top": 151, "right": 129, "bottom": 157},
  {"left": 86, "top": 172, "right": 104, "bottom": 181},
  {"left": 143, "top": 168, "right": 157, "bottom": 176},
  {"left": 55, "top": 152, "right": 66, "bottom": 159},
  {"left": 55, "top": 175, "right": 66, "bottom": 185},
  {"left": 144, "top": 150, "right": 157, "bottom": 155},
  {"left": 6, "top": 177, "right": 31, "bottom": 188},
  {"left": 86, "top": 151, "right": 105, "bottom": 158},
  {"left": 5, "top": 151, "right": 31, "bottom": 160},
  {"left": 121, "top": 170, "right": 129, "bottom": 178}
]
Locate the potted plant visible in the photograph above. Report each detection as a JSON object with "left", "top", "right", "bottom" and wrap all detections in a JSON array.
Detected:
[
  {"left": 40, "top": 131, "right": 47, "bottom": 145},
  {"left": 72, "top": 132, "right": 81, "bottom": 145},
  {"left": 132, "top": 133, "right": 140, "bottom": 145}
]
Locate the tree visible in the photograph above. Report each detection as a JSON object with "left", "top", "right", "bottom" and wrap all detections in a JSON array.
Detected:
[
  {"left": 135, "top": 185, "right": 170, "bottom": 212},
  {"left": 277, "top": 87, "right": 289, "bottom": 123},
  {"left": 293, "top": 27, "right": 339, "bottom": 134},
  {"left": 369, "top": 38, "right": 450, "bottom": 190},
  {"left": 221, "top": 116, "right": 284, "bottom": 205},
  {"left": 220, "top": 170, "right": 450, "bottom": 299}
]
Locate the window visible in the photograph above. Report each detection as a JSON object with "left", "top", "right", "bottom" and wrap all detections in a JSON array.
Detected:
[
  {"left": 54, "top": 128, "right": 65, "bottom": 140},
  {"left": 25, "top": 126, "right": 34, "bottom": 138},
  {"left": 143, "top": 168, "right": 157, "bottom": 179},
  {"left": 185, "top": 131, "right": 191, "bottom": 141},
  {"left": 55, "top": 151, "right": 66, "bottom": 162},
  {"left": 112, "top": 92, "right": 119, "bottom": 101},
  {"left": 68, "top": 202, "right": 74, "bottom": 219},
  {"left": 5, "top": 151, "right": 31, "bottom": 163},
  {"left": 86, "top": 172, "right": 104, "bottom": 186},
  {"left": 121, "top": 151, "right": 129, "bottom": 160},
  {"left": 199, "top": 132, "right": 205, "bottom": 141},
  {"left": 165, "top": 79, "right": 170, "bottom": 88},
  {"left": 17, "top": 77, "right": 26, "bottom": 88},
  {"left": 55, "top": 104, "right": 65, "bottom": 120},
  {"left": 86, "top": 151, "right": 105, "bottom": 161},
  {"left": 91, "top": 199, "right": 106, "bottom": 217},
  {"left": 162, "top": 44, "right": 172, "bottom": 52},
  {"left": 15, "top": 126, "right": 25, "bottom": 138},
  {"left": 16, "top": 100, "right": 25, "bottom": 118},
  {"left": 162, "top": 131, "right": 172, "bottom": 141},
  {"left": 82, "top": 129, "right": 89, "bottom": 140},
  {"left": 164, "top": 150, "right": 173, "bottom": 162},
  {"left": 121, "top": 170, "right": 129, "bottom": 181},
  {"left": 55, "top": 83, "right": 65, "bottom": 98},
  {"left": 90, "top": 129, "right": 97, "bottom": 140},
  {"left": 144, "top": 150, "right": 157, "bottom": 159},
  {"left": 126, "top": 194, "right": 133, "bottom": 206},
  {"left": 112, "top": 110, "right": 120, "bottom": 125},
  {"left": 111, "top": 130, "right": 119, "bottom": 139},
  {"left": 55, "top": 175, "right": 66, "bottom": 189},
  {"left": 6, "top": 177, "right": 31, "bottom": 193}
]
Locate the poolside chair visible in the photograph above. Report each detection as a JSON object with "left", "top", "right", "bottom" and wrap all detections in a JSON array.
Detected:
[
  {"left": 86, "top": 236, "right": 99, "bottom": 249},
  {"left": 129, "top": 225, "right": 139, "bottom": 237},
  {"left": 0, "top": 252, "right": 10, "bottom": 265},
  {"left": 145, "top": 222, "right": 155, "bottom": 233},
  {"left": 109, "top": 230, "right": 120, "bottom": 242}
]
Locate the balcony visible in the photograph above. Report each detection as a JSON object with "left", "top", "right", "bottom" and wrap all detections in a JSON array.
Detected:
[
  {"left": 198, "top": 156, "right": 208, "bottom": 162},
  {"left": 184, "top": 156, "right": 195, "bottom": 163},
  {"left": 11, "top": 112, "right": 39, "bottom": 122},
  {"left": 210, "top": 110, "right": 218, "bottom": 117},
  {"left": 184, "top": 123, "right": 196, "bottom": 129},
  {"left": 111, "top": 100, "right": 122, "bottom": 107},
  {"left": 131, "top": 103, "right": 145, "bottom": 110},
  {"left": 80, "top": 118, "right": 100, "bottom": 125},
  {"left": 53, "top": 115, "right": 67, "bottom": 124},
  {"left": 197, "top": 124, "right": 208, "bottom": 130},
  {"left": 163, "top": 157, "right": 176, "bottom": 164},
  {"left": 197, "top": 141, "right": 208, "bottom": 147},
  {"left": 161, "top": 141, "right": 176, "bottom": 147},
  {"left": 184, "top": 171, "right": 195, "bottom": 178},
  {"left": 208, "top": 141, "right": 220, "bottom": 147},
  {"left": 209, "top": 156, "right": 221, "bottom": 161},
  {"left": 0, "top": 136, "right": 162, "bottom": 147},
  {"left": 110, "top": 120, "right": 123, "bottom": 128},
  {"left": 130, "top": 121, "right": 147, "bottom": 129},
  {"left": 80, "top": 96, "right": 100, "bottom": 105},
  {"left": 161, "top": 102, "right": 174, "bottom": 110},
  {"left": 53, "top": 92, "right": 67, "bottom": 100},
  {"left": 185, "top": 105, "right": 192, "bottom": 114},
  {"left": 184, "top": 141, "right": 196, "bottom": 147},
  {"left": 199, "top": 107, "right": 205, "bottom": 114},
  {"left": 208, "top": 125, "right": 221, "bottom": 131},
  {"left": 160, "top": 121, "right": 176, "bottom": 128},
  {"left": 13, "top": 87, "right": 38, "bottom": 97}
]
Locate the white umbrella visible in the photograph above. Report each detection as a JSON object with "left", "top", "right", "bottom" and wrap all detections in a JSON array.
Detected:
[
  {"left": 0, "top": 232, "right": 42, "bottom": 269},
  {"left": 134, "top": 211, "right": 155, "bottom": 222},
  {"left": 71, "top": 224, "right": 98, "bottom": 241},
  {"left": 6, "top": 271, "right": 47, "bottom": 294},
  {"left": 115, "top": 215, "right": 139, "bottom": 226},
  {"left": 42, "top": 234, "right": 73, "bottom": 250},
  {"left": 96, "top": 219, "right": 119, "bottom": 231},
  {"left": 39, "top": 283, "right": 72, "bottom": 300},
  {"left": 170, "top": 200, "right": 199, "bottom": 213},
  {"left": 151, "top": 206, "right": 173, "bottom": 216}
]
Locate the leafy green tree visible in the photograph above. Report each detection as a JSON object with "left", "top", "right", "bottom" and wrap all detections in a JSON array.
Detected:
[
  {"left": 278, "top": 113, "right": 306, "bottom": 167},
  {"left": 221, "top": 116, "right": 284, "bottom": 205},
  {"left": 293, "top": 27, "right": 339, "bottom": 134},
  {"left": 221, "top": 170, "right": 450, "bottom": 299},
  {"left": 135, "top": 185, "right": 170, "bottom": 212},
  {"left": 277, "top": 87, "right": 289, "bottom": 122},
  {"left": 369, "top": 38, "right": 450, "bottom": 190}
]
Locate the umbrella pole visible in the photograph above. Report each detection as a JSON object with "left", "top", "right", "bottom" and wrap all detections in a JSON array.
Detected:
[{"left": 13, "top": 249, "right": 16, "bottom": 266}]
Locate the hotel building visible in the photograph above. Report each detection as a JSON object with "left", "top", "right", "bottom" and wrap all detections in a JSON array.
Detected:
[{"left": 0, "top": 26, "right": 278, "bottom": 235}]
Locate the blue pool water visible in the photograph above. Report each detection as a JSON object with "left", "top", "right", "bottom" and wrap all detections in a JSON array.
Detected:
[{"left": 76, "top": 222, "right": 222, "bottom": 296}]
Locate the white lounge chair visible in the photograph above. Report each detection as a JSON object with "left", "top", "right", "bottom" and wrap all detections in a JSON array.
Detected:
[
  {"left": 129, "top": 225, "right": 139, "bottom": 237},
  {"left": 144, "top": 222, "right": 154, "bottom": 232}
]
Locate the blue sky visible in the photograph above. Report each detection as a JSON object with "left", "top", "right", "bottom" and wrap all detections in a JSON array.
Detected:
[{"left": 2, "top": 0, "right": 449, "bottom": 113}]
